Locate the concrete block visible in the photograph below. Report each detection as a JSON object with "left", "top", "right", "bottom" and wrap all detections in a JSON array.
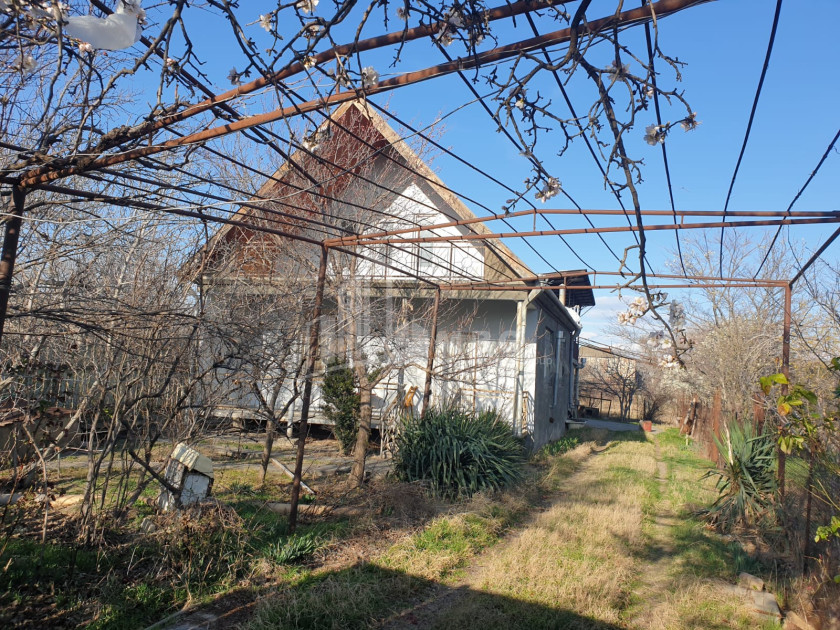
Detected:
[{"left": 738, "top": 572, "right": 765, "bottom": 591}]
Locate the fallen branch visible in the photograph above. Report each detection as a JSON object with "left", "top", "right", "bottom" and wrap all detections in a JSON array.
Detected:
[
  {"left": 264, "top": 502, "right": 365, "bottom": 518},
  {"left": 270, "top": 458, "right": 316, "bottom": 495}
]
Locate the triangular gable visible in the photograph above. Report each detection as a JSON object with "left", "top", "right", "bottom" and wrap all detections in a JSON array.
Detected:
[{"left": 196, "top": 100, "right": 533, "bottom": 282}]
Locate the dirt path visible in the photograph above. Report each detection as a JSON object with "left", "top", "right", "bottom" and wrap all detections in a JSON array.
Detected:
[{"left": 377, "top": 433, "right": 776, "bottom": 630}]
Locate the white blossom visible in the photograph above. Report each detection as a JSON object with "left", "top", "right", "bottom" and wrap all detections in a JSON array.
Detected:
[
  {"left": 64, "top": 0, "right": 144, "bottom": 51},
  {"left": 644, "top": 124, "right": 664, "bottom": 146},
  {"left": 396, "top": 7, "right": 408, "bottom": 20},
  {"left": 645, "top": 86, "right": 655, "bottom": 98},
  {"left": 680, "top": 112, "right": 700, "bottom": 131},
  {"left": 659, "top": 355, "right": 680, "bottom": 370},
  {"left": 302, "top": 55, "right": 316, "bottom": 70},
  {"left": 301, "top": 126, "right": 331, "bottom": 153},
  {"left": 296, "top": 0, "right": 319, "bottom": 14},
  {"left": 258, "top": 13, "right": 272, "bottom": 32},
  {"left": 534, "top": 177, "right": 561, "bottom": 203},
  {"left": 303, "top": 22, "right": 321, "bottom": 39},
  {"left": 18, "top": 54, "right": 37, "bottom": 73},
  {"left": 361, "top": 66, "right": 379, "bottom": 88},
  {"left": 78, "top": 41, "right": 93, "bottom": 54},
  {"left": 436, "top": 29, "right": 454, "bottom": 46},
  {"left": 327, "top": 65, "right": 352, "bottom": 88},
  {"left": 445, "top": 8, "right": 463, "bottom": 28}
]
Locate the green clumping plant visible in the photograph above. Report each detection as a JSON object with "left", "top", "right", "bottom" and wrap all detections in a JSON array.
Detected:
[
  {"left": 321, "top": 356, "right": 360, "bottom": 455},
  {"left": 393, "top": 405, "right": 524, "bottom": 498},
  {"left": 702, "top": 420, "right": 777, "bottom": 531},
  {"left": 268, "top": 531, "right": 321, "bottom": 564},
  {"left": 541, "top": 435, "right": 580, "bottom": 457}
]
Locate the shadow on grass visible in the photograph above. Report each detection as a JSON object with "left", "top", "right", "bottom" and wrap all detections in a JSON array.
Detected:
[{"left": 183, "top": 562, "right": 626, "bottom": 630}]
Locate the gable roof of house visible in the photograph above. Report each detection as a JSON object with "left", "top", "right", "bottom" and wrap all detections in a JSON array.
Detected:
[{"left": 196, "top": 100, "right": 534, "bottom": 282}]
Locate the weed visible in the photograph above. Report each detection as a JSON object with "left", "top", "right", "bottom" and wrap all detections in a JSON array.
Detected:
[
  {"left": 268, "top": 531, "right": 321, "bottom": 564},
  {"left": 539, "top": 435, "right": 580, "bottom": 456}
]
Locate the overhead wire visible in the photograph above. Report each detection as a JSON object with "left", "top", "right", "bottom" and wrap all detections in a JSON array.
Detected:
[
  {"left": 272, "top": 85, "right": 530, "bottom": 281},
  {"left": 524, "top": 11, "right": 635, "bottom": 261},
  {"left": 639, "top": 1, "right": 687, "bottom": 276},
  {"left": 365, "top": 100, "right": 569, "bottom": 277},
  {"left": 718, "top": 0, "right": 784, "bottom": 277},
  {"left": 753, "top": 127, "right": 840, "bottom": 278},
  {"left": 435, "top": 44, "right": 597, "bottom": 271}
]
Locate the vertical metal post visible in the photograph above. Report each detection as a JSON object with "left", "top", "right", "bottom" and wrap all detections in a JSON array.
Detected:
[
  {"left": 420, "top": 287, "right": 440, "bottom": 418},
  {"left": 512, "top": 298, "right": 525, "bottom": 437},
  {"left": 289, "top": 245, "right": 329, "bottom": 533},
  {"left": 0, "top": 186, "right": 26, "bottom": 347},
  {"left": 778, "top": 281, "right": 792, "bottom": 497}
]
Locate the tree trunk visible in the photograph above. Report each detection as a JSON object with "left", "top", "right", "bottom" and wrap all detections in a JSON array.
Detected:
[
  {"left": 349, "top": 374, "right": 371, "bottom": 488},
  {"left": 259, "top": 416, "right": 275, "bottom": 485}
]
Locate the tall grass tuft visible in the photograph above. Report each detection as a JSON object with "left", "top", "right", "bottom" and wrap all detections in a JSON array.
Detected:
[
  {"left": 703, "top": 420, "right": 777, "bottom": 531},
  {"left": 393, "top": 405, "right": 524, "bottom": 498}
]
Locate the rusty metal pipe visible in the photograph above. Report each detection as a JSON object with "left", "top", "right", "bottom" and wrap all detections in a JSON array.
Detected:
[
  {"left": 347, "top": 217, "right": 840, "bottom": 246},
  {"left": 19, "top": 0, "right": 711, "bottom": 187}
]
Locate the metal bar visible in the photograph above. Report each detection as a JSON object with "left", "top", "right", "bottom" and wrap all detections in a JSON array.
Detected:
[
  {"left": 91, "top": 0, "right": 552, "bottom": 148},
  {"left": 421, "top": 287, "right": 441, "bottom": 417},
  {"left": 19, "top": 0, "right": 711, "bottom": 187},
  {"left": 0, "top": 187, "right": 25, "bottom": 346},
  {"left": 789, "top": 226, "right": 840, "bottom": 285},
  {"left": 439, "top": 282, "right": 783, "bottom": 291},
  {"left": 446, "top": 270, "right": 788, "bottom": 285},
  {"left": 289, "top": 244, "right": 329, "bottom": 533},
  {"left": 326, "top": 209, "right": 839, "bottom": 246},
  {"left": 349, "top": 217, "right": 840, "bottom": 246}
]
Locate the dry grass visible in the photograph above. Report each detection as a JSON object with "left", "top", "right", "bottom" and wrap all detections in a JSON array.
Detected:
[
  {"left": 243, "top": 429, "right": 782, "bottom": 630},
  {"left": 442, "top": 438, "right": 655, "bottom": 626}
]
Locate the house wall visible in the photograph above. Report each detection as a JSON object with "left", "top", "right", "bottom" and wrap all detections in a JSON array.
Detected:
[
  {"left": 205, "top": 289, "right": 580, "bottom": 452},
  {"left": 526, "top": 299, "right": 575, "bottom": 450},
  {"left": 356, "top": 181, "right": 485, "bottom": 281}
]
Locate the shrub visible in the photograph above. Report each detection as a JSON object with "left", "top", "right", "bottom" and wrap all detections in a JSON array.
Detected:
[
  {"left": 703, "top": 420, "right": 777, "bottom": 531},
  {"left": 393, "top": 405, "right": 524, "bottom": 498},
  {"left": 322, "top": 357, "right": 359, "bottom": 454}
]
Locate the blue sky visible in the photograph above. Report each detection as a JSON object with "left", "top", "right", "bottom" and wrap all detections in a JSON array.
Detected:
[{"left": 133, "top": 0, "right": 840, "bottom": 344}]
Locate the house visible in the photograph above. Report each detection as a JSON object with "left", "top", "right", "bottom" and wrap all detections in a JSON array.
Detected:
[{"left": 197, "top": 101, "right": 594, "bottom": 451}]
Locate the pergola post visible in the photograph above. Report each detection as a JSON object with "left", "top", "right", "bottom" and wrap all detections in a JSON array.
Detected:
[
  {"left": 289, "top": 244, "right": 329, "bottom": 533},
  {"left": 778, "top": 281, "right": 792, "bottom": 497},
  {"left": 420, "top": 287, "right": 441, "bottom": 418}
]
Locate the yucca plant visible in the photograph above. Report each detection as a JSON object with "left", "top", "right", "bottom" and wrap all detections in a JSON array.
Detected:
[
  {"left": 393, "top": 405, "right": 524, "bottom": 498},
  {"left": 703, "top": 420, "right": 777, "bottom": 531}
]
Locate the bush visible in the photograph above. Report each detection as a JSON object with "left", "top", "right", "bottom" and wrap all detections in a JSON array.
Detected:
[
  {"left": 703, "top": 420, "right": 777, "bottom": 531},
  {"left": 322, "top": 357, "right": 359, "bottom": 454},
  {"left": 393, "top": 405, "right": 524, "bottom": 498}
]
